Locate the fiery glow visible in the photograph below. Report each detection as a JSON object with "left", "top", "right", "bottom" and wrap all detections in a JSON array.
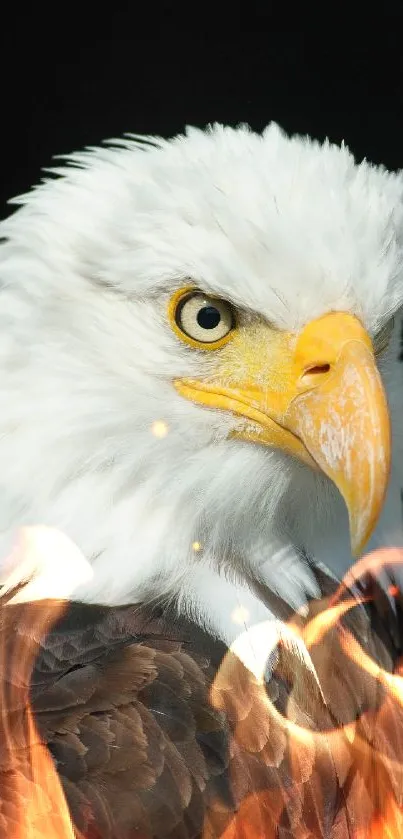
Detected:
[
  {"left": 0, "top": 600, "right": 80, "bottom": 838},
  {"left": 207, "top": 546, "right": 403, "bottom": 838},
  {"left": 355, "top": 796, "right": 403, "bottom": 839},
  {"left": 1, "top": 529, "right": 403, "bottom": 837},
  {"left": 0, "top": 528, "right": 91, "bottom": 838}
]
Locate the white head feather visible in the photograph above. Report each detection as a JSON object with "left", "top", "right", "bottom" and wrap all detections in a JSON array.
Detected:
[{"left": 0, "top": 122, "right": 402, "bottom": 644}]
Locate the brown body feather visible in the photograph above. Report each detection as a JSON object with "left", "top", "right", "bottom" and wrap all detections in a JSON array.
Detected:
[{"left": 0, "top": 566, "right": 402, "bottom": 838}]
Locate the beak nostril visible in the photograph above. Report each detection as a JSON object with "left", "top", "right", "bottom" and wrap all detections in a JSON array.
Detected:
[
  {"left": 300, "top": 363, "right": 331, "bottom": 386},
  {"left": 305, "top": 364, "right": 331, "bottom": 376}
]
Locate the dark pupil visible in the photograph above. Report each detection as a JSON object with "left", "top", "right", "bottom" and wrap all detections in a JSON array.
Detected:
[{"left": 197, "top": 305, "right": 221, "bottom": 330}]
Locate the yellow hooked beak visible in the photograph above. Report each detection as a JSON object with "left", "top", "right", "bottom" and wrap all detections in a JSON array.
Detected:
[{"left": 174, "top": 312, "right": 391, "bottom": 555}]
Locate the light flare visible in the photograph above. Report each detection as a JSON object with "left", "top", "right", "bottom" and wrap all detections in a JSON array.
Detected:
[
  {"left": 230, "top": 605, "right": 250, "bottom": 625},
  {"left": 151, "top": 419, "right": 169, "bottom": 438}
]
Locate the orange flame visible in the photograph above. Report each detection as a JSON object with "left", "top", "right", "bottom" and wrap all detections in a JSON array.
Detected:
[
  {"left": 355, "top": 796, "right": 403, "bottom": 839},
  {"left": 207, "top": 547, "right": 403, "bottom": 838},
  {"left": 0, "top": 597, "right": 79, "bottom": 838},
  {"left": 1, "top": 531, "right": 403, "bottom": 837},
  {"left": 0, "top": 528, "right": 91, "bottom": 839}
]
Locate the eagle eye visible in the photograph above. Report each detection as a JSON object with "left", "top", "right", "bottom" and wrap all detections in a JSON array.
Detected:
[{"left": 168, "top": 287, "right": 236, "bottom": 349}]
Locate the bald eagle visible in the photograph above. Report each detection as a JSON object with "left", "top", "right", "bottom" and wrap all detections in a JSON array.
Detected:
[{"left": 0, "top": 124, "right": 402, "bottom": 837}]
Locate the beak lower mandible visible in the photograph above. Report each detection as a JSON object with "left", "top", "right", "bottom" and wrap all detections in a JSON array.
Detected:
[{"left": 284, "top": 313, "right": 391, "bottom": 555}]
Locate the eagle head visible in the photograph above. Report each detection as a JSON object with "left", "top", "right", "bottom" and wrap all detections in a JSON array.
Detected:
[{"left": 0, "top": 123, "right": 402, "bottom": 642}]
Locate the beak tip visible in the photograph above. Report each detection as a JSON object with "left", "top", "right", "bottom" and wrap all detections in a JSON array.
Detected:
[
  {"left": 349, "top": 519, "right": 376, "bottom": 561},
  {"left": 351, "top": 539, "right": 365, "bottom": 560}
]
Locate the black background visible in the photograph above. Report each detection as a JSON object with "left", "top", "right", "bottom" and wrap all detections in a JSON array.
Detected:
[{"left": 1, "top": 5, "right": 403, "bottom": 219}]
